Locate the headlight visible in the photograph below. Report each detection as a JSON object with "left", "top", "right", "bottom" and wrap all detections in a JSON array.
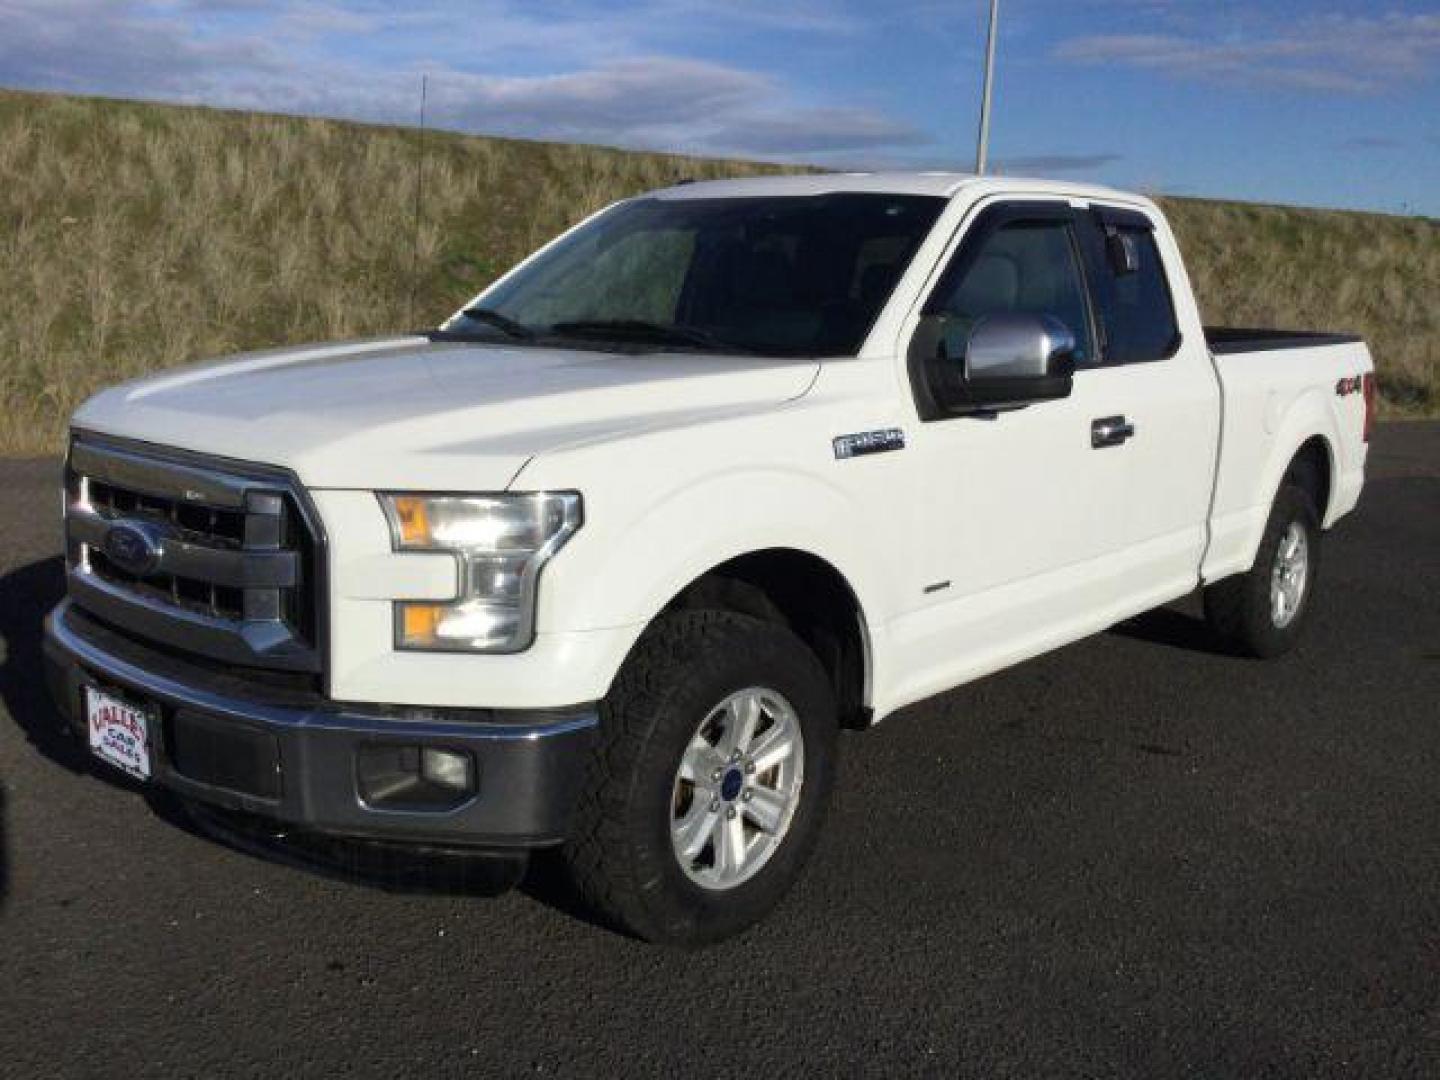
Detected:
[{"left": 378, "top": 492, "right": 582, "bottom": 653}]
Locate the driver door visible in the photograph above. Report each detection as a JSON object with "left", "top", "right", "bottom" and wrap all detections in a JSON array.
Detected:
[{"left": 891, "top": 201, "right": 1138, "bottom": 699}]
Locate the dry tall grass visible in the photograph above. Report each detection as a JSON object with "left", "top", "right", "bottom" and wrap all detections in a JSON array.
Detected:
[
  {"left": 1, "top": 89, "right": 1435, "bottom": 455},
  {"left": 0, "top": 91, "right": 802, "bottom": 454},
  {"left": 1160, "top": 197, "right": 1439, "bottom": 416}
]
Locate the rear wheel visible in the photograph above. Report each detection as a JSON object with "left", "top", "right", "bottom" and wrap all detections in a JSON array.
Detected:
[
  {"left": 1203, "top": 482, "right": 1321, "bottom": 658},
  {"left": 562, "top": 610, "right": 837, "bottom": 947}
]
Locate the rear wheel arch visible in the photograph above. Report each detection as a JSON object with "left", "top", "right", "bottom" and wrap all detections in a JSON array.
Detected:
[
  {"left": 1286, "top": 435, "right": 1333, "bottom": 523},
  {"left": 1261, "top": 384, "right": 1339, "bottom": 528}
]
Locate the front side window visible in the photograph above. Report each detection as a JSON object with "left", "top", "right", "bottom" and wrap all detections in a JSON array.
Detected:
[
  {"left": 444, "top": 194, "right": 947, "bottom": 357},
  {"left": 924, "top": 218, "right": 1094, "bottom": 367}
]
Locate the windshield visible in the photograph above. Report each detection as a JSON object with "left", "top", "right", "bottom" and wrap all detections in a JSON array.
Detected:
[{"left": 440, "top": 193, "right": 947, "bottom": 357}]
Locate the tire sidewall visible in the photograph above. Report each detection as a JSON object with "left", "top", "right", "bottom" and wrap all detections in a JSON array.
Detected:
[
  {"left": 1246, "top": 484, "right": 1322, "bottom": 656},
  {"left": 622, "top": 617, "right": 837, "bottom": 946}
]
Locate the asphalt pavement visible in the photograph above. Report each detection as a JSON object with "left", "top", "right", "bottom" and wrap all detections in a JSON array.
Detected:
[{"left": 1, "top": 424, "right": 1437, "bottom": 1077}]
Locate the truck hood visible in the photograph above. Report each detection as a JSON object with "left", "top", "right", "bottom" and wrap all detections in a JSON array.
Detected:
[{"left": 73, "top": 336, "right": 821, "bottom": 490}]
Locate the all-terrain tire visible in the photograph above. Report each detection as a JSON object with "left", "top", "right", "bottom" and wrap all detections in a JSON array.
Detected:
[
  {"left": 1203, "top": 482, "right": 1321, "bottom": 658},
  {"left": 561, "top": 610, "right": 837, "bottom": 947}
]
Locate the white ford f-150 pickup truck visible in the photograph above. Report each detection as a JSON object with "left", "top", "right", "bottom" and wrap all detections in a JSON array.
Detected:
[{"left": 45, "top": 173, "right": 1373, "bottom": 945}]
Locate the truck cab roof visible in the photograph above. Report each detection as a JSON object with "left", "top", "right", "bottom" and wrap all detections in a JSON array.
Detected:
[{"left": 648, "top": 171, "right": 1143, "bottom": 205}]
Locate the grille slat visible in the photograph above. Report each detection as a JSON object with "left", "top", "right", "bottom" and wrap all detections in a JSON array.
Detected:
[{"left": 64, "top": 437, "right": 321, "bottom": 675}]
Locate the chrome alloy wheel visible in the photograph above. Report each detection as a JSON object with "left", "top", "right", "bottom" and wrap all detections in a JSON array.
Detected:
[
  {"left": 1270, "top": 521, "right": 1310, "bottom": 629},
  {"left": 670, "top": 687, "right": 805, "bottom": 891}
]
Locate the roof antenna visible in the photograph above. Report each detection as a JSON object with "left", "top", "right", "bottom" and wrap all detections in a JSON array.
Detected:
[
  {"left": 408, "top": 74, "right": 428, "bottom": 327},
  {"left": 974, "top": 0, "right": 999, "bottom": 175}
]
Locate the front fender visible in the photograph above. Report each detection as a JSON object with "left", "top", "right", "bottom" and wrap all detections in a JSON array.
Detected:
[{"left": 533, "top": 465, "right": 894, "bottom": 637}]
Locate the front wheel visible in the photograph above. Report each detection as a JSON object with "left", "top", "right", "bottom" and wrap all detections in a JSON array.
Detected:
[
  {"left": 562, "top": 610, "right": 837, "bottom": 947},
  {"left": 1203, "top": 482, "right": 1321, "bottom": 658}
]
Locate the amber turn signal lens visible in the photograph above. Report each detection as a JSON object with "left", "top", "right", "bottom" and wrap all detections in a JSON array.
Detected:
[
  {"left": 391, "top": 496, "right": 432, "bottom": 547},
  {"left": 400, "top": 602, "right": 444, "bottom": 645},
  {"left": 378, "top": 491, "right": 582, "bottom": 653}
]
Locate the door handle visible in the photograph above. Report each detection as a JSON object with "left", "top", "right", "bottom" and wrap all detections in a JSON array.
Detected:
[{"left": 1091, "top": 415, "right": 1135, "bottom": 448}]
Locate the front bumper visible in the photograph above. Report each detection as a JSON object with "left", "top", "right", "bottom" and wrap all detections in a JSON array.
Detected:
[{"left": 43, "top": 599, "right": 597, "bottom": 848}]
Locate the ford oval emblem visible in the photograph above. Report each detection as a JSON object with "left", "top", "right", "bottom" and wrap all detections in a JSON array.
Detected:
[{"left": 102, "top": 521, "right": 167, "bottom": 577}]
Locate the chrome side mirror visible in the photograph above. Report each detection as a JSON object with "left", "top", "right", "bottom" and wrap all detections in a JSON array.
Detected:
[
  {"left": 908, "top": 310, "right": 1079, "bottom": 417},
  {"left": 964, "top": 313, "right": 1078, "bottom": 381}
]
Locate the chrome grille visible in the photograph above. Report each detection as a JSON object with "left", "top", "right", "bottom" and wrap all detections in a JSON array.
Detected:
[{"left": 64, "top": 434, "right": 323, "bottom": 674}]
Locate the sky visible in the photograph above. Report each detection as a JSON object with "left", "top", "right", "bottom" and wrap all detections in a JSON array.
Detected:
[{"left": 1, "top": 1, "right": 1437, "bottom": 215}]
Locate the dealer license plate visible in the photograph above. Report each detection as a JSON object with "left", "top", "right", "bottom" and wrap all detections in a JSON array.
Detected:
[{"left": 86, "top": 686, "right": 152, "bottom": 781}]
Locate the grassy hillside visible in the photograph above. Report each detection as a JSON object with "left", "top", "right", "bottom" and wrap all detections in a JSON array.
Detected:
[
  {"left": 1159, "top": 196, "right": 1438, "bottom": 416},
  {"left": 1, "top": 89, "right": 1435, "bottom": 455}
]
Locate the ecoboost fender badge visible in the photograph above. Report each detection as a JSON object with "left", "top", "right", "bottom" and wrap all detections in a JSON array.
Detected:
[{"left": 833, "top": 429, "right": 906, "bottom": 460}]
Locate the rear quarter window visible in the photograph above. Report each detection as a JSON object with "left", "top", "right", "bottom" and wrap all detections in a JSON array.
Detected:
[{"left": 1089, "top": 221, "right": 1180, "bottom": 364}]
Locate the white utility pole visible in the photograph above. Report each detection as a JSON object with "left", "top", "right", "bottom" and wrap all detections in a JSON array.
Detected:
[{"left": 974, "top": 0, "right": 1000, "bottom": 174}]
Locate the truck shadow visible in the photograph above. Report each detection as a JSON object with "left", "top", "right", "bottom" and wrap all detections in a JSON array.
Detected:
[
  {"left": 0, "top": 557, "right": 84, "bottom": 772},
  {"left": 177, "top": 801, "right": 532, "bottom": 899},
  {"left": 0, "top": 555, "right": 79, "bottom": 911},
  {"left": 0, "top": 781, "right": 7, "bottom": 911},
  {"left": 174, "top": 803, "right": 602, "bottom": 916},
  {"left": 0, "top": 556, "right": 184, "bottom": 908},
  {"left": 1108, "top": 603, "right": 1236, "bottom": 657},
  {"left": 174, "top": 802, "right": 604, "bottom": 922},
  {"left": 0, "top": 556, "right": 556, "bottom": 906},
  {"left": 0, "top": 556, "right": 155, "bottom": 793}
]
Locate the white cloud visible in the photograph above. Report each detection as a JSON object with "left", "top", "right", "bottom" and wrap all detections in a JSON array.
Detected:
[
  {"left": 0, "top": 2, "right": 1180, "bottom": 170},
  {"left": 0, "top": 0, "right": 929, "bottom": 157},
  {"left": 1055, "top": 13, "right": 1440, "bottom": 94},
  {"left": 0, "top": 0, "right": 292, "bottom": 95},
  {"left": 1341, "top": 135, "right": 1402, "bottom": 150},
  {"left": 650, "top": 0, "right": 868, "bottom": 37},
  {"left": 994, "top": 152, "right": 1123, "bottom": 175},
  {"left": 707, "top": 106, "right": 928, "bottom": 154},
  {"left": 431, "top": 58, "right": 778, "bottom": 148}
]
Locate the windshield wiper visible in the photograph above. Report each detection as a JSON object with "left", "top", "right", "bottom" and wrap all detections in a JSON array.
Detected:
[
  {"left": 547, "top": 319, "right": 754, "bottom": 354},
  {"left": 450, "top": 306, "right": 536, "bottom": 340}
]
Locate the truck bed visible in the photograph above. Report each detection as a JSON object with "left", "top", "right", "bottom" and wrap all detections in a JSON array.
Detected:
[
  {"left": 1202, "top": 327, "right": 1372, "bottom": 588},
  {"left": 1205, "top": 327, "right": 1362, "bottom": 355}
]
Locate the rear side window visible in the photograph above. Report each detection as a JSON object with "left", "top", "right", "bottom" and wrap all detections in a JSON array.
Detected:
[{"left": 1087, "top": 215, "right": 1179, "bottom": 364}]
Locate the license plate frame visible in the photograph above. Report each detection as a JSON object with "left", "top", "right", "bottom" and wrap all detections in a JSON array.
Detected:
[{"left": 85, "top": 685, "right": 155, "bottom": 781}]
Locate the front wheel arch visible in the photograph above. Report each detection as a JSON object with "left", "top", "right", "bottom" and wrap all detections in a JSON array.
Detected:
[{"left": 656, "top": 548, "right": 872, "bottom": 730}]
